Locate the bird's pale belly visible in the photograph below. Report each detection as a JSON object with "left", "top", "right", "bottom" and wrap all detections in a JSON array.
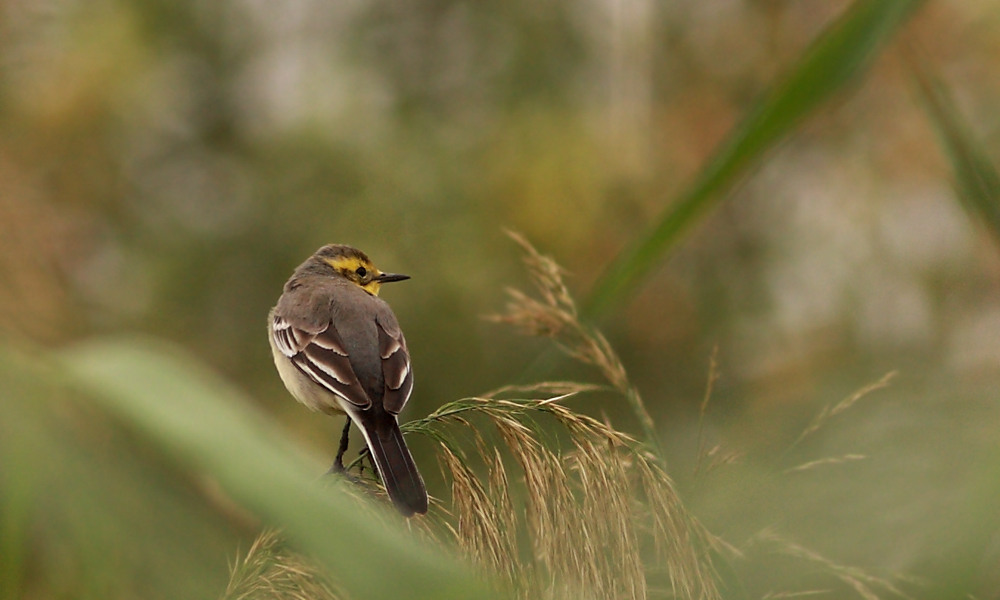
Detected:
[{"left": 269, "top": 338, "right": 346, "bottom": 416}]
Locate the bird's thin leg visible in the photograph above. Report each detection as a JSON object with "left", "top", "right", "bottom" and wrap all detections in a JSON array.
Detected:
[{"left": 329, "top": 418, "right": 351, "bottom": 474}]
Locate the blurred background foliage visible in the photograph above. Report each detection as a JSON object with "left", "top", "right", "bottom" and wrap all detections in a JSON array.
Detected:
[{"left": 3, "top": 0, "right": 1000, "bottom": 597}]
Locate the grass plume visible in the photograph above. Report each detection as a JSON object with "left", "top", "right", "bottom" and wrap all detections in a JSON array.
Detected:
[
  {"left": 407, "top": 232, "right": 723, "bottom": 599},
  {"left": 783, "top": 454, "right": 867, "bottom": 474},
  {"left": 748, "top": 530, "right": 914, "bottom": 600},
  {"left": 439, "top": 442, "right": 520, "bottom": 592},
  {"left": 490, "top": 230, "right": 661, "bottom": 455},
  {"left": 406, "top": 391, "right": 718, "bottom": 600},
  {"left": 694, "top": 347, "right": 724, "bottom": 477},
  {"left": 791, "top": 371, "right": 897, "bottom": 450},
  {"left": 221, "top": 529, "right": 344, "bottom": 600}
]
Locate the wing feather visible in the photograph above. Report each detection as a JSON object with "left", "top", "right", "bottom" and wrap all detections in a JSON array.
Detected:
[
  {"left": 377, "top": 319, "right": 413, "bottom": 414},
  {"left": 272, "top": 316, "right": 371, "bottom": 409}
]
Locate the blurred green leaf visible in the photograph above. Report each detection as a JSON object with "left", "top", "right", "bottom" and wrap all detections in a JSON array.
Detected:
[
  {"left": 911, "top": 54, "right": 1000, "bottom": 247},
  {"left": 0, "top": 344, "right": 238, "bottom": 599},
  {"left": 584, "top": 0, "right": 923, "bottom": 318},
  {"left": 57, "top": 337, "right": 496, "bottom": 600}
]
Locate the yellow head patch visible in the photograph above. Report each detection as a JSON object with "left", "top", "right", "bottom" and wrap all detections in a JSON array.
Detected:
[{"left": 323, "top": 256, "right": 383, "bottom": 295}]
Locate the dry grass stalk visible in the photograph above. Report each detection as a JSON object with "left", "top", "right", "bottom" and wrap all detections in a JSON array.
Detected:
[
  {"left": 783, "top": 454, "right": 867, "bottom": 474},
  {"left": 490, "top": 230, "right": 660, "bottom": 452},
  {"left": 567, "top": 430, "right": 645, "bottom": 600},
  {"left": 486, "top": 445, "right": 520, "bottom": 586},
  {"left": 439, "top": 442, "right": 520, "bottom": 591},
  {"left": 749, "top": 529, "right": 913, "bottom": 600},
  {"left": 792, "top": 372, "right": 897, "bottom": 449},
  {"left": 221, "top": 529, "right": 344, "bottom": 600},
  {"left": 636, "top": 460, "right": 722, "bottom": 600},
  {"left": 761, "top": 591, "right": 832, "bottom": 599},
  {"left": 691, "top": 351, "right": 743, "bottom": 478},
  {"left": 484, "top": 381, "right": 607, "bottom": 400},
  {"left": 424, "top": 232, "right": 719, "bottom": 599},
  {"left": 493, "top": 415, "right": 589, "bottom": 599},
  {"left": 700, "top": 445, "right": 745, "bottom": 474},
  {"left": 694, "top": 348, "right": 721, "bottom": 476}
]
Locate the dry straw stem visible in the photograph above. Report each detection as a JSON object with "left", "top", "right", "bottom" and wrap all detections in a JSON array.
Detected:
[
  {"left": 749, "top": 529, "right": 913, "bottom": 600},
  {"left": 791, "top": 371, "right": 897, "bottom": 450},
  {"left": 221, "top": 528, "right": 344, "bottom": 600},
  {"left": 761, "top": 591, "right": 832, "bottom": 599},
  {"left": 700, "top": 445, "right": 745, "bottom": 475},
  {"left": 694, "top": 347, "right": 722, "bottom": 476},
  {"left": 484, "top": 381, "right": 608, "bottom": 400},
  {"left": 692, "top": 351, "right": 744, "bottom": 478},
  {"left": 783, "top": 454, "right": 867, "bottom": 474},
  {"left": 490, "top": 230, "right": 661, "bottom": 455}
]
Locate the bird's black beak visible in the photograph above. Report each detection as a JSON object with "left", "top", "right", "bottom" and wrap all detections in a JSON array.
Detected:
[{"left": 375, "top": 272, "right": 410, "bottom": 283}]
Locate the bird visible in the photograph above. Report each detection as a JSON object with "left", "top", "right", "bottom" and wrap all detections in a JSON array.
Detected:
[{"left": 268, "top": 244, "right": 428, "bottom": 516}]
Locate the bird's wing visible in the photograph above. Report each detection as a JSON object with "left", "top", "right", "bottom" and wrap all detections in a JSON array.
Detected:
[
  {"left": 376, "top": 316, "right": 413, "bottom": 414},
  {"left": 272, "top": 313, "right": 372, "bottom": 409}
]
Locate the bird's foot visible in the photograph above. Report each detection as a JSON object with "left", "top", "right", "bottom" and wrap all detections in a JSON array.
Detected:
[
  {"left": 325, "top": 458, "right": 346, "bottom": 476},
  {"left": 326, "top": 417, "right": 352, "bottom": 475}
]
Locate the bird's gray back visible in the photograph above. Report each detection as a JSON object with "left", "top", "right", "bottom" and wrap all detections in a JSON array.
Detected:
[{"left": 276, "top": 275, "right": 395, "bottom": 404}]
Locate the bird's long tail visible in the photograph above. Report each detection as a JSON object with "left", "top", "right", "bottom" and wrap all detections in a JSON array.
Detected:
[{"left": 350, "top": 407, "right": 428, "bottom": 516}]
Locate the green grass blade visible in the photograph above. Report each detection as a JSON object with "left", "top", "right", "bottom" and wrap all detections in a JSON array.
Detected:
[
  {"left": 58, "top": 337, "right": 496, "bottom": 600},
  {"left": 0, "top": 344, "right": 246, "bottom": 598},
  {"left": 911, "top": 55, "right": 1000, "bottom": 246},
  {"left": 584, "top": 0, "right": 924, "bottom": 319}
]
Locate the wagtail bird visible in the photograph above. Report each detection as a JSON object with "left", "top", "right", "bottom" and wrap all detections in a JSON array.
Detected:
[{"left": 268, "top": 244, "right": 427, "bottom": 516}]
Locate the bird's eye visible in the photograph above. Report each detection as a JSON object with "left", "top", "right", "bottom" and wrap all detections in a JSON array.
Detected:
[{"left": 355, "top": 267, "right": 367, "bottom": 278}]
